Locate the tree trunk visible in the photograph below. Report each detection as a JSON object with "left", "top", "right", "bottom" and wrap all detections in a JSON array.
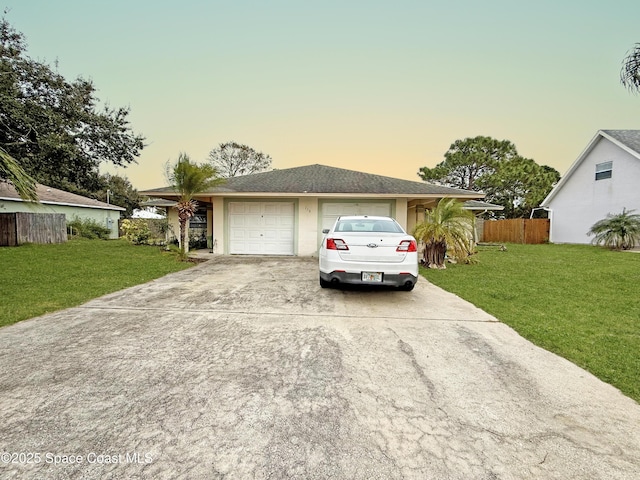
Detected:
[
  {"left": 179, "top": 215, "right": 189, "bottom": 254},
  {"left": 176, "top": 200, "right": 197, "bottom": 256},
  {"left": 424, "top": 239, "right": 447, "bottom": 269}
]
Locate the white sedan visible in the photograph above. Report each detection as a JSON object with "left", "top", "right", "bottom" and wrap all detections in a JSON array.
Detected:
[{"left": 319, "top": 215, "right": 419, "bottom": 291}]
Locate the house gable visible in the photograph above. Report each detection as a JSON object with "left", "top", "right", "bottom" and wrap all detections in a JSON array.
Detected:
[
  {"left": 542, "top": 130, "right": 640, "bottom": 244},
  {"left": 542, "top": 130, "right": 640, "bottom": 206}
]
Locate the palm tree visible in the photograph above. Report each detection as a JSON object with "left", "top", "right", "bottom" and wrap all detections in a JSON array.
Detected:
[
  {"left": 166, "top": 153, "right": 223, "bottom": 257},
  {"left": 412, "top": 198, "right": 475, "bottom": 269},
  {"left": 587, "top": 208, "right": 640, "bottom": 250},
  {"left": 621, "top": 43, "right": 640, "bottom": 93}
]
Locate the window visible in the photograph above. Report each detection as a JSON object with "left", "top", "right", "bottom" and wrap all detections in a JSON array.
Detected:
[
  {"left": 595, "top": 161, "right": 612, "bottom": 181},
  {"left": 336, "top": 219, "right": 403, "bottom": 233}
]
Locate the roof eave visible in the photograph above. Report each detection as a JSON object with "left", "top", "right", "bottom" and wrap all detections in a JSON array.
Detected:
[
  {"left": 144, "top": 191, "right": 485, "bottom": 199},
  {"left": 0, "top": 196, "right": 125, "bottom": 211}
]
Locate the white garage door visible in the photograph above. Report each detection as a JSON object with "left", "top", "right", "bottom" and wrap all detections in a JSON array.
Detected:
[
  {"left": 229, "top": 202, "right": 295, "bottom": 255},
  {"left": 321, "top": 202, "right": 392, "bottom": 232}
]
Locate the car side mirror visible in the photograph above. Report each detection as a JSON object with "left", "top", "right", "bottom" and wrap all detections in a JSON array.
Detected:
[{"left": 322, "top": 229, "right": 329, "bottom": 234}]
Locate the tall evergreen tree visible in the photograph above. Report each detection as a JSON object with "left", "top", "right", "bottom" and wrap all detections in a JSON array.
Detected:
[
  {"left": 419, "top": 136, "right": 518, "bottom": 191},
  {"left": 418, "top": 136, "right": 559, "bottom": 218}
]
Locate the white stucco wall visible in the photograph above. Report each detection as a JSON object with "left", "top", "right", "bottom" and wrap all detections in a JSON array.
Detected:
[
  {"left": 298, "top": 197, "right": 319, "bottom": 256},
  {"left": 0, "top": 200, "right": 122, "bottom": 239},
  {"left": 395, "top": 198, "right": 408, "bottom": 230},
  {"left": 546, "top": 137, "right": 640, "bottom": 244},
  {"left": 166, "top": 208, "right": 180, "bottom": 246},
  {"left": 211, "top": 197, "right": 225, "bottom": 254}
]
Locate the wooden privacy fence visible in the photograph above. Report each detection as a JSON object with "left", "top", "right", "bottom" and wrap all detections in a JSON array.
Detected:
[
  {"left": 0, "top": 212, "right": 67, "bottom": 246},
  {"left": 481, "top": 218, "right": 550, "bottom": 244}
]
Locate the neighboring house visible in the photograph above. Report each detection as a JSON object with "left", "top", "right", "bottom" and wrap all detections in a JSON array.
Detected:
[
  {"left": 541, "top": 130, "right": 640, "bottom": 244},
  {"left": 0, "top": 182, "right": 125, "bottom": 239},
  {"left": 142, "top": 164, "right": 484, "bottom": 256}
]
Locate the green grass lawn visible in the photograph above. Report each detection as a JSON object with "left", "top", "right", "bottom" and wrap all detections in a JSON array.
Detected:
[
  {"left": 0, "top": 238, "right": 192, "bottom": 328},
  {"left": 421, "top": 243, "right": 640, "bottom": 403}
]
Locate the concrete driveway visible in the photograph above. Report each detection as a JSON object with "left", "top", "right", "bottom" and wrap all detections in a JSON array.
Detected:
[{"left": 1, "top": 256, "right": 639, "bottom": 479}]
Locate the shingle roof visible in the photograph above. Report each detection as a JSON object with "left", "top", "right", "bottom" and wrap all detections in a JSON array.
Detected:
[
  {"left": 601, "top": 130, "right": 640, "bottom": 155},
  {"left": 0, "top": 181, "right": 125, "bottom": 211},
  {"left": 144, "top": 164, "right": 481, "bottom": 197}
]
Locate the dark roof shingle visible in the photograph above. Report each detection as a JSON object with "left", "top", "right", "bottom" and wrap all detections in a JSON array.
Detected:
[{"left": 145, "top": 164, "right": 481, "bottom": 196}]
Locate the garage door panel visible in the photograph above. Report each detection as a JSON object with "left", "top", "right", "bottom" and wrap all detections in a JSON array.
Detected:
[
  {"left": 263, "top": 203, "right": 290, "bottom": 215},
  {"left": 263, "top": 216, "right": 279, "bottom": 228},
  {"left": 279, "top": 215, "right": 294, "bottom": 227},
  {"left": 323, "top": 203, "right": 358, "bottom": 217},
  {"left": 229, "top": 202, "right": 261, "bottom": 215},
  {"left": 368, "top": 204, "right": 392, "bottom": 216},
  {"left": 262, "top": 229, "right": 294, "bottom": 241},
  {"left": 229, "top": 215, "right": 244, "bottom": 227},
  {"left": 230, "top": 214, "right": 260, "bottom": 228}
]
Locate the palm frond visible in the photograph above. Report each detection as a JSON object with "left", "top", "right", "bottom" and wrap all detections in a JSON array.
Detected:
[
  {"left": 0, "top": 148, "right": 37, "bottom": 201},
  {"left": 621, "top": 44, "right": 640, "bottom": 93},
  {"left": 167, "top": 153, "right": 224, "bottom": 202}
]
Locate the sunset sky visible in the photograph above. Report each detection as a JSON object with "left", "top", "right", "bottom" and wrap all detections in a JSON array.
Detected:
[{"left": 7, "top": 0, "right": 640, "bottom": 190}]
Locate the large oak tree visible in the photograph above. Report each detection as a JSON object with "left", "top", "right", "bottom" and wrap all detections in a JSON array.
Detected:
[
  {"left": 207, "top": 142, "right": 272, "bottom": 178},
  {"left": 0, "top": 18, "right": 144, "bottom": 198}
]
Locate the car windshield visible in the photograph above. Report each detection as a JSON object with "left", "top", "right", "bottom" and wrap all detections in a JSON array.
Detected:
[{"left": 335, "top": 219, "right": 403, "bottom": 233}]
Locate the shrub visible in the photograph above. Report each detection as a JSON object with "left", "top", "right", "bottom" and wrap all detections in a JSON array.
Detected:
[
  {"left": 120, "top": 218, "right": 170, "bottom": 245},
  {"left": 120, "top": 218, "right": 152, "bottom": 244},
  {"left": 587, "top": 208, "right": 640, "bottom": 250},
  {"left": 412, "top": 198, "right": 475, "bottom": 269},
  {"left": 189, "top": 230, "right": 207, "bottom": 250},
  {"left": 67, "top": 217, "right": 111, "bottom": 240},
  {"left": 149, "top": 218, "right": 170, "bottom": 239}
]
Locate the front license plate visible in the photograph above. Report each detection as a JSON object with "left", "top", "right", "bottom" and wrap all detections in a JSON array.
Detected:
[{"left": 362, "top": 272, "right": 383, "bottom": 282}]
